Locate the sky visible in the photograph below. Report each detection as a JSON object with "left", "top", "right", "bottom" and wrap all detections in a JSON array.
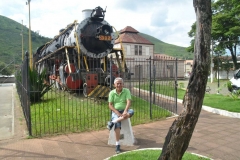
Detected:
[{"left": 0, "top": 0, "right": 196, "bottom": 47}]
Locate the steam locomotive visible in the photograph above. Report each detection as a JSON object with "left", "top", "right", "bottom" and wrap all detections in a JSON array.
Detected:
[{"left": 33, "top": 6, "right": 130, "bottom": 97}]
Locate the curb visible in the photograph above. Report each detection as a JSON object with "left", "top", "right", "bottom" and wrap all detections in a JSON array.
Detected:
[
  {"left": 177, "top": 99, "right": 240, "bottom": 119},
  {"left": 134, "top": 88, "right": 240, "bottom": 119},
  {"left": 104, "top": 148, "right": 213, "bottom": 160}
]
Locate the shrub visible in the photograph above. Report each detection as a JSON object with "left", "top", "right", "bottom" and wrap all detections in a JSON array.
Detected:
[
  {"left": 29, "top": 67, "right": 53, "bottom": 103},
  {"left": 227, "top": 81, "right": 232, "bottom": 92}
]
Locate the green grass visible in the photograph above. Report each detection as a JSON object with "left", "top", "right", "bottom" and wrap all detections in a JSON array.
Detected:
[
  {"left": 176, "top": 88, "right": 240, "bottom": 112},
  {"left": 139, "top": 83, "right": 240, "bottom": 113},
  {"left": 109, "top": 149, "right": 210, "bottom": 160},
  {"left": 30, "top": 89, "right": 171, "bottom": 136}
]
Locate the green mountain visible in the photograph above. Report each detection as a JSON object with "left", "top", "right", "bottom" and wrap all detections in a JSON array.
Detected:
[
  {"left": 139, "top": 33, "right": 193, "bottom": 60},
  {"left": 0, "top": 15, "right": 51, "bottom": 65}
]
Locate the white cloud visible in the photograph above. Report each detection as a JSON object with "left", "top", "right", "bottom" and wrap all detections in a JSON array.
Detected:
[{"left": 0, "top": 0, "right": 196, "bottom": 47}]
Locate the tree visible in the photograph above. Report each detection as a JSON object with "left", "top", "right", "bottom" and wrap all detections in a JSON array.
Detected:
[
  {"left": 212, "top": 0, "right": 240, "bottom": 70},
  {"left": 159, "top": 0, "right": 212, "bottom": 160},
  {"left": 186, "top": 22, "right": 196, "bottom": 53},
  {"left": 187, "top": 0, "right": 240, "bottom": 70},
  {"left": 0, "top": 61, "right": 13, "bottom": 75}
]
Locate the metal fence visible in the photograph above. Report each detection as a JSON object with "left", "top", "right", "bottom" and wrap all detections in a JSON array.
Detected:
[
  {"left": 15, "top": 52, "right": 32, "bottom": 135},
  {"left": 16, "top": 54, "right": 178, "bottom": 137}
]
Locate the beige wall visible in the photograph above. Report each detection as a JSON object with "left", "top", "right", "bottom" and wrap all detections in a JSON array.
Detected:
[
  {"left": 114, "top": 43, "right": 154, "bottom": 59},
  {"left": 184, "top": 60, "right": 193, "bottom": 75}
]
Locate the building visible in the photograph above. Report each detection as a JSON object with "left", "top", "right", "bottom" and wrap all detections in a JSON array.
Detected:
[
  {"left": 184, "top": 60, "right": 193, "bottom": 78},
  {"left": 153, "top": 54, "right": 185, "bottom": 79},
  {"left": 114, "top": 26, "right": 154, "bottom": 59},
  {"left": 114, "top": 26, "right": 185, "bottom": 79},
  {"left": 114, "top": 26, "right": 154, "bottom": 79}
]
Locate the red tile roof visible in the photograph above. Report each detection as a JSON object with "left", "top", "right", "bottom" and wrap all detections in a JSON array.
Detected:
[
  {"left": 154, "top": 54, "right": 176, "bottom": 60},
  {"left": 115, "top": 26, "right": 154, "bottom": 45},
  {"left": 120, "top": 26, "right": 139, "bottom": 34}
]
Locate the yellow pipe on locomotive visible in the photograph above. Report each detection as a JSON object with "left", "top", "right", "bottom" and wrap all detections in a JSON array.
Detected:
[
  {"left": 83, "top": 56, "right": 89, "bottom": 71},
  {"left": 103, "top": 57, "right": 106, "bottom": 72},
  {"left": 112, "top": 26, "right": 126, "bottom": 72},
  {"left": 65, "top": 47, "right": 72, "bottom": 73}
]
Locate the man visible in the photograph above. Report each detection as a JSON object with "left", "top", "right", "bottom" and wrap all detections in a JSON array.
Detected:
[{"left": 107, "top": 77, "right": 134, "bottom": 154}]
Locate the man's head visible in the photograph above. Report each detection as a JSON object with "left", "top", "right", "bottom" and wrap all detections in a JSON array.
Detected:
[{"left": 114, "top": 77, "right": 124, "bottom": 92}]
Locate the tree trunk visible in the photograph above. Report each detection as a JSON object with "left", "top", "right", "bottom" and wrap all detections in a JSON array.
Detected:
[{"left": 158, "top": 0, "right": 212, "bottom": 160}]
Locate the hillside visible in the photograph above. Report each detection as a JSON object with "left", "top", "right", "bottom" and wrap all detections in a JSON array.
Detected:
[
  {"left": 139, "top": 33, "right": 193, "bottom": 60},
  {"left": 0, "top": 15, "right": 51, "bottom": 65}
]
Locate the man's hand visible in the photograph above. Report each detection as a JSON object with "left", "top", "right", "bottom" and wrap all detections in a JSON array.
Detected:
[
  {"left": 116, "top": 111, "right": 122, "bottom": 117},
  {"left": 122, "top": 111, "right": 128, "bottom": 118}
]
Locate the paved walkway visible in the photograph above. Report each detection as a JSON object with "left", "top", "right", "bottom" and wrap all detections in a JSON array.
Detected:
[
  {"left": 0, "top": 84, "right": 14, "bottom": 140},
  {"left": 0, "top": 84, "right": 240, "bottom": 160}
]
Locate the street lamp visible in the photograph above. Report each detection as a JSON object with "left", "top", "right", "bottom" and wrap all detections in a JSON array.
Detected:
[
  {"left": 20, "top": 20, "right": 24, "bottom": 61},
  {"left": 210, "top": 41, "right": 214, "bottom": 83},
  {"left": 26, "top": 0, "right": 32, "bottom": 69},
  {"left": 217, "top": 51, "right": 220, "bottom": 94}
]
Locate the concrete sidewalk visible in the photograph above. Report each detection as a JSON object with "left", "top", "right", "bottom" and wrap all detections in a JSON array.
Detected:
[
  {"left": 0, "top": 83, "right": 14, "bottom": 140},
  {"left": 1, "top": 84, "right": 240, "bottom": 160}
]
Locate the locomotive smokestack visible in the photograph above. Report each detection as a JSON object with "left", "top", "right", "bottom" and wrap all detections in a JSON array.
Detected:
[{"left": 82, "top": 9, "right": 92, "bottom": 20}]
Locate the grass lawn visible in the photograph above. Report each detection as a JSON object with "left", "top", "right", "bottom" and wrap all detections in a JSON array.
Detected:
[
  {"left": 30, "top": 90, "right": 171, "bottom": 136},
  {"left": 177, "top": 88, "right": 240, "bottom": 113},
  {"left": 109, "top": 149, "right": 210, "bottom": 160},
  {"left": 139, "top": 83, "right": 240, "bottom": 113}
]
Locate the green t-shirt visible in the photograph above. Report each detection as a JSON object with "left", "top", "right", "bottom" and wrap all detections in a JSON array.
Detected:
[{"left": 108, "top": 88, "right": 131, "bottom": 110}]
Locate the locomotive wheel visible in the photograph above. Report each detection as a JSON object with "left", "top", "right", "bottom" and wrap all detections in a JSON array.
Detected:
[{"left": 83, "top": 83, "right": 88, "bottom": 97}]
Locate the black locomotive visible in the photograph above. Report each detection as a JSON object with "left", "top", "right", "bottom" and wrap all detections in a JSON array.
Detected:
[{"left": 33, "top": 6, "right": 129, "bottom": 97}]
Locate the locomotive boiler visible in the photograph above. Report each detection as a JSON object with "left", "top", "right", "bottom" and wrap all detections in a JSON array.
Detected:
[{"left": 33, "top": 6, "right": 129, "bottom": 97}]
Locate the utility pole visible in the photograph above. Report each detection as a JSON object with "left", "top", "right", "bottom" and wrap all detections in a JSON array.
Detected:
[
  {"left": 217, "top": 51, "right": 220, "bottom": 94},
  {"left": 210, "top": 41, "right": 214, "bottom": 83},
  {"left": 26, "top": 0, "right": 32, "bottom": 69},
  {"left": 21, "top": 20, "right": 24, "bottom": 61}
]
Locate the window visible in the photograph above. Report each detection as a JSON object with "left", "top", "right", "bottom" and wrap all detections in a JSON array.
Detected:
[
  {"left": 139, "top": 46, "right": 142, "bottom": 55},
  {"left": 127, "top": 45, "right": 130, "bottom": 55},
  {"left": 135, "top": 45, "right": 138, "bottom": 55},
  {"left": 236, "top": 70, "right": 240, "bottom": 78},
  {"left": 134, "top": 45, "right": 142, "bottom": 56},
  {"left": 145, "top": 47, "right": 149, "bottom": 55}
]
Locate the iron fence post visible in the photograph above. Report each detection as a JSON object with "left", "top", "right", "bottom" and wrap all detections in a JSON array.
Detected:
[
  {"left": 25, "top": 51, "right": 32, "bottom": 136},
  {"left": 110, "top": 55, "right": 113, "bottom": 90},
  {"left": 138, "top": 64, "right": 140, "bottom": 97},
  {"left": 149, "top": 56, "right": 152, "bottom": 119},
  {"left": 153, "top": 60, "right": 156, "bottom": 104},
  {"left": 175, "top": 58, "right": 178, "bottom": 114}
]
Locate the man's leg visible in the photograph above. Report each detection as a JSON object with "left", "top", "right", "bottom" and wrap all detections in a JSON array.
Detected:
[
  {"left": 107, "top": 109, "right": 134, "bottom": 154},
  {"left": 113, "top": 109, "right": 134, "bottom": 154},
  {"left": 108, "top": 109, "right": 134, "bottom": 130},
  {"left": 113, "top": 109, "right": 134, "bottom": 124},
  {"left": 114, "top": 127, "right": 121, "bottom": 154},
  {"left": 108, "top": 111, "right": 124, "bottom": 154}
]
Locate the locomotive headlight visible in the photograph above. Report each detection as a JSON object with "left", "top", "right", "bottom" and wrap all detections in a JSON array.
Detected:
[
  {"left": 96, "top": 25, "right": 112, "bottom": 41},
  {"left": 96, "top": 24, "right": 112, "bottom": 35},
  {"left": 103, "top": 29, "right": 109, "bottom": 35}
]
